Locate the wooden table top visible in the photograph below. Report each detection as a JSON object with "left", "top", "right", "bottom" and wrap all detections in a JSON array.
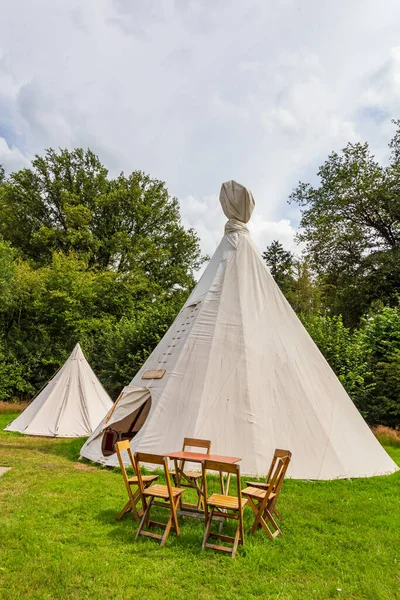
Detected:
[{"left": 165, "top": 451, "right": 241, "bottom": 464}]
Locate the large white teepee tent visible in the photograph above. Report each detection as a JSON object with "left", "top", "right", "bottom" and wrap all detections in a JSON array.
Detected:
[
  {"left": 5, "top": 344, "right": 113, "bottom": 438},
  {"left": 80, "top": 182, "right": 398, "bottom": 479}
]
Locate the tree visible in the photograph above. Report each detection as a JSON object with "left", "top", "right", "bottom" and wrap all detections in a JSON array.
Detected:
[
  {"left": 285, "top": 258, "right": 323, "bottom": 317},
  {"left": 0, "top": 148, "right": 204, "bottom": 293},
  {"left": 262, "top": 240, "right": 295, "bottom": 293},
  {"left": 359, "top": 300, "right": 400, "bottom": 427},
  {"left": 0, "top": 240, "right": 15, "bottom": 312},
  {"left": 263, "top": 241, "right": 322, "bottom": 315},
  {"left": 0, "top": 249, "right": 185, "bottom": 400},
  {"left": 289, "top": 121, "right": 400, "bottom": 325},
  {"left": 0, "top": 149, "right": 206, "bottom": 401}
]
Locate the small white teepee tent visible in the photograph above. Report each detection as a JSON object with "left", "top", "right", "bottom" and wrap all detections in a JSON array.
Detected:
[
  {"left": 80, "top": 182, "right": 398, "bottom": 479},
  {"left": 5, "top": 344, "right": 113, "bottom": 438}
]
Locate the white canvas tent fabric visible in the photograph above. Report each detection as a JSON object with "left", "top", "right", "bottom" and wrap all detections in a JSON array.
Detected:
[
  {"left": 5, "top": 344, "right": 113, "bottom": 437},
  {"left": 80, "top": 181, "right": 398, "bottom": 479}
]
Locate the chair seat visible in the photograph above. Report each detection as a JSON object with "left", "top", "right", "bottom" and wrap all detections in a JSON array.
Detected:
[
  {"left": 183, "top": 471, "right": 202, "bottom": 479},
  {"left": 242, "top": 486, "right": 276, "bottom": 500},
  {"left": 144, "top": 484, "right": 184, "bottom": 499},
  {"left": 245, "top": 481, "right": 269, "bottom": 490},
  {"left": 128, "top": 475, "right": 158, "bottom": 485},
  {"left": 207, "top": 494, "right": 248, "bottom": 510},
  {"left": 171, "top": 471, "right": 202, "bottom": 479}
]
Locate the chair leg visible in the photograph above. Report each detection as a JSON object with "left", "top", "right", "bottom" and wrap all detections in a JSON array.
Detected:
[
  {"left": 264, "top": 508, "right": 282, "bottom": 536},
  {"left": 231, "top": 523, "right": 241, "bottom": 558},
  {"left": 173, "top": 460, "right": 184, "bottom": 511},
  {"left": 260, "top": 515, "right": 278, "bottom": 538},
  {"left": 251, "top": 503, "right": 281, "bottom": 539},
  {"left": 250, "top": 501, "right": 276, "bottom": 539},
  {"left": 188, "top": 477, "right": 204, "bottom": 510},
  {"left": 136, "top": 497, "right": 153, "bottom": 540},
  {"left": 202, "top": 508, "right": 214, "bottom": 550},
  {"left": 245, "top": 498, "right": 263, "bottom": 535},
  {"left": 239, "top": 510, "right": 245, "bottom": 546},
  {"left": 250, "top": 513, "right": 263, "bottom": 535},
  {"left": 131, "top": 489, "right": 143, "bottom": 521},
  {"left": 160, "top": 512, "right": 173, "bottom": 548},
  {"left": 171, "top": 496, "right": 180, "bottom": 536},
  {"left": 252, "top": 512, "right": 274, "bottom": 539},
  {"left": 145, "top": 503, "right": 152, "bottom": 527},
  {"left": 246, "top": 496, "right": 280, "bottom": 539}
]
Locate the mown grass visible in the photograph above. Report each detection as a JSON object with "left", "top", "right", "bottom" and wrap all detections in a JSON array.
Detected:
[{"left": 0, "top": 412, "right": 399, "bottom": 600}]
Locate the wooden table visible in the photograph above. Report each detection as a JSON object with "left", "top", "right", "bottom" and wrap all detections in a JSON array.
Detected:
[{"left": 165, "top": 451, "right": 241, "bottom": 519}]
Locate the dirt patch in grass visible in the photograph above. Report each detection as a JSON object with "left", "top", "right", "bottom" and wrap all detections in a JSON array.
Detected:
[
  {"left": 72, "top": 462, "right": 97, "bottom": 472},
  {"left": 0, "top": 400, "right": 29, "bottom": 414},
  {"left": 372, "top": 425, "right": 400, "bottom": 447}
]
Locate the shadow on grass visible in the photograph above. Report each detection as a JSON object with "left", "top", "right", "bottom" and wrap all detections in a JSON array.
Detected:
[
  {"left": 96, "top": 508, "right": 120, "bottom": 525},
  {"left": 96, "top": 503, "right": 242, "bottom": 558},
  {"left": 48, "top": 437, "right": 88, "bottom": 461},
  {"left": 0, "top": 437, "right": 87, "bottom": 461}
]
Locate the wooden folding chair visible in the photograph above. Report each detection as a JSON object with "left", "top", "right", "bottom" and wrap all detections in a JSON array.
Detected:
[
  {"left": 202, "top": 460, "right": 247, "bottom": 558},
  {"left": 171, "top": 437, "right": 211, "bottom": 509},
  {"left": 245, "top": 449, "right": 292, "bottom": 520},
  {"left": 115, "top": 440, "right": 158, "bottom": 521},
  {"left": 134, "top": 452, "right": 185, "bottom": 547},
  {"left": 242, "top": 452, "right": 291, "bottom": 539}
]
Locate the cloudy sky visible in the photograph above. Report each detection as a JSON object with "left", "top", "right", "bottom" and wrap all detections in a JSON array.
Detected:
[{"left": 1, "top": 0, "right": 400, "bottom": 258}]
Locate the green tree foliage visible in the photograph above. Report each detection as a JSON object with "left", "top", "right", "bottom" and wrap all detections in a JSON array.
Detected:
[
  {"left": 0, "top": 248, "right": 186, "bottom": 400},
  {"left": 262, "top": 240, "right": 295, "bottom": 293},
  {"left": 0, "top": 240, "right": 15, "bottom": 311},
  {"left": 359, "top": 301, "right": 400, "bottom": 427},
  {"left": 0, "top": 149, "right": 205, "bottom": 400},
  {"left": 263, "top": 240, "right": 322, "bottom": 316},
  {"left": 301, "top": 304, "right": 400, "bottom": 427},
  {"left": 290, "top": 121, "right": 400, "bottom": 326},
  {"left": 0, "top": 148, "right": 203, "bottom": 292}
]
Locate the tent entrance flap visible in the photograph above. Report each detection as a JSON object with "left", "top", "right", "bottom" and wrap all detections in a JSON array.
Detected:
[{"left": 101, "top": 387, "right": 151, "bottom": 457}]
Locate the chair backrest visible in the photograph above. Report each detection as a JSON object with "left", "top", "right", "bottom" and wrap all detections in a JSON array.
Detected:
[
  {"left": 179, "top": 437, "right": 211, "bottom": 471},
  {"left": 134, "top": 452, "right": 173, "bottom": 498},
  {"left": 260, "top": 452, "right": 291, "bottom": 512},
  {"left": 115, "top": 439, "right": 137, "bottom": 501},
  {"left": 182, "top": 437, "right": 212, "bottom": 452},
  {"left": 265, "top": 449, "right": 292, "bottom": 486},
  {"left": 271, "top": 451, "right": 291, "bottom": 500},
  {"left": 202, "top": 459, "right": 242, "bottom": 518}
]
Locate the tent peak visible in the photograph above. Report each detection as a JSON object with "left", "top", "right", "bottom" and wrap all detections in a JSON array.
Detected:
[
  {"left": 71, "top": 343, "right": 84, "bottom": 360},
  {"left": 220, "top": 180, "right": 255, "bottom": 234}
]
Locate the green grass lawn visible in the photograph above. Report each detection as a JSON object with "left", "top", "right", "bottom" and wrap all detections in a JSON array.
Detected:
[{"left": 0, "top": 413, "right": 399, "bottom": 600}]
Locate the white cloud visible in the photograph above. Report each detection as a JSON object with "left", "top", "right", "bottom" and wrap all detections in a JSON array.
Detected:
[
  {"left": 0, "top": 137, "right": 29, "bottom": 173},
  {"left": 249, "top": 215, "right": 298, "bottom": 254},
  {"left": 1, "top": 0, "right": 400, "bottom": 259}
]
